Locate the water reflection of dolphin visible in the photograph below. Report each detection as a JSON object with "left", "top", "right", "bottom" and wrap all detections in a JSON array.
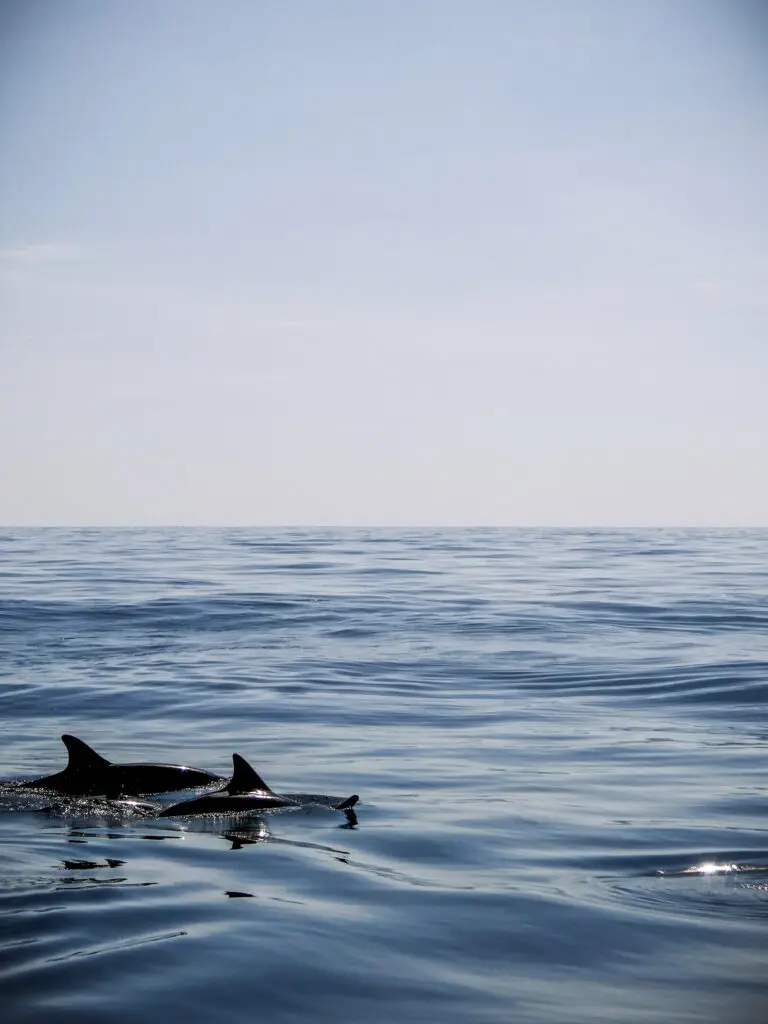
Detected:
[
  {"left": 18, "top": 735, "right": 222, "bottom": 797},
  {"left": 158, "top": 753, "right": 358, "bottom": 819}
]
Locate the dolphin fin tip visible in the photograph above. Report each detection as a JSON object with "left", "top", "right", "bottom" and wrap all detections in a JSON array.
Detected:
[{"left": 333, "top": 794, "right": 359, "bottom": 811}]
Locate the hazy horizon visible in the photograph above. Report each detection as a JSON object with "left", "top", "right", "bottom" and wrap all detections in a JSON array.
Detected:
[{"left": 2, "top": 1, "right": 766, "bottom": 527}]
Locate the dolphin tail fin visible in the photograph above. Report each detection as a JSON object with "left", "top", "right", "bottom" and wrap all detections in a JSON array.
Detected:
[
  {"left": 227, "top": 754, "right": 275, "bottom": 795},
  {"left": 333, "top": 794, "right": 359, "bottom": 811},
  {"left": 61, "top": 735, "right": 112, "bottom": 771}
]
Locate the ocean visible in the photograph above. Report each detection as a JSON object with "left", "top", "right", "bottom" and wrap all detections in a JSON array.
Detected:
[{"left": 0, "top": 527, "right": 766, "bottom": 1023}]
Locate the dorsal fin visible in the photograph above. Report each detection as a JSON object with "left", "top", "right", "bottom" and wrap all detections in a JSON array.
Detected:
[
  {"left": 226, "top": 754, "right": 274, "bottom": 795},
  {"left": 62, "top": 735, "right": 111, "bottom": 771}
]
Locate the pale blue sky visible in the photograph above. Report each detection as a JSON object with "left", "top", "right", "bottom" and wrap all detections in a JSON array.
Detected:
[{"left": 1, "top": 0, "right": 766, "bottom": 525}]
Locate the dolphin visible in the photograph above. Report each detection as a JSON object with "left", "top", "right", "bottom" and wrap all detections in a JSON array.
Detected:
[
  {"left": 19, "top": 735, "right": 222, "bottom": 797},
  {"left": 158, "top": 753, "right": 359, "bottom": 817}
]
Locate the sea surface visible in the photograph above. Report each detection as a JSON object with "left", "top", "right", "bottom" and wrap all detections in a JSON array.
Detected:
[{"left": 0, "top": 528, "right": 766, "bottom": 1023}]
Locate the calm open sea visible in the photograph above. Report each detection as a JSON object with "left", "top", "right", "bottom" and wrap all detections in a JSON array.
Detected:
[{"left": 0, "top": 528, "right": 766, "bottom": 1023}]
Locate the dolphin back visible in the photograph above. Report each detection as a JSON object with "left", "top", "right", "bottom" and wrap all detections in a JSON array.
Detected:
[{"left": 21, "top": 735, "right": 221, "bottom": 796}]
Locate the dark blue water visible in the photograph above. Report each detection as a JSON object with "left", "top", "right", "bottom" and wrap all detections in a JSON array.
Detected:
[{"left": 1, "top": 528, "right": 766, "bottom": 1023}]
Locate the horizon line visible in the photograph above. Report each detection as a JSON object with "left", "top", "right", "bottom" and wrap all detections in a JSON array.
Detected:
[{"left": 1, "top": 523, "right": 766, "bottom": 531}]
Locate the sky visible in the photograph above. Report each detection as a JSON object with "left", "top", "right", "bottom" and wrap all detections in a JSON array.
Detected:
[{"left": 1, "top": 0, "right": 766, "bottom": 526}]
